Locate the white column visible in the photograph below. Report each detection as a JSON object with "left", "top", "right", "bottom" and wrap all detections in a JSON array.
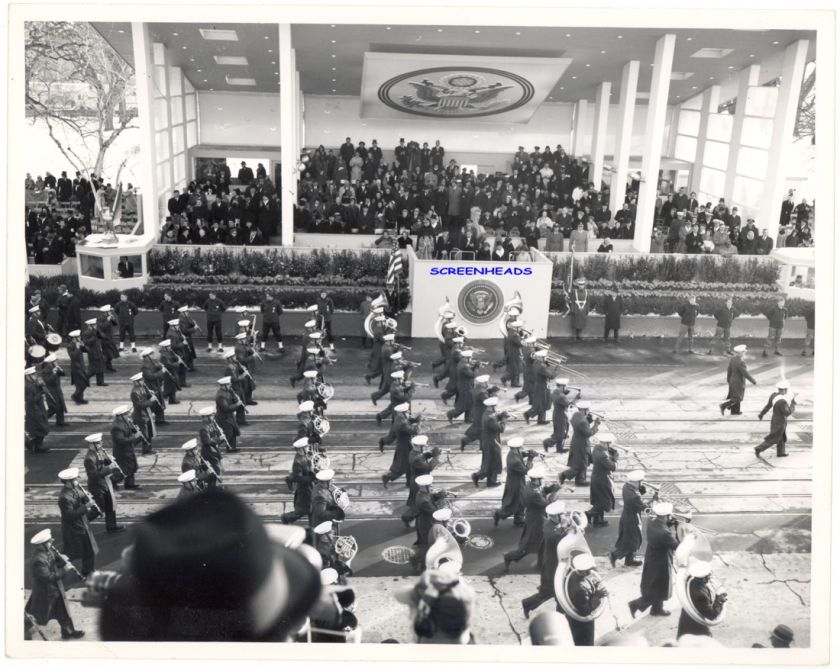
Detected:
[
  {"left": 295, "top": 70, "right": 303, "bottom": 152},
  {"left": 757, "top": 40, "right": 809, "bottom": 229},
  {"left": 131, "top": 23, "right": 159, "bottom": 239},
  {"left": 723, "top": 65, "right": 760, "bottom": 203},
  {"left": 279, "top": 24, "right": 296, "bottom": 246},
  {"left": 632, "top": 34, "right": 676, "bottom": 252},
  {"left": 570, "top": 99, "right": 589, "bottom": 157},
  {"left": 589, "top": 82, "right": 611, "bottom": 192},
  {"left": 608, "top": 61, "right": 639, "bottom": 215},
  {"left": 688, "top": 85, "right": 721, "bottom": 195}
]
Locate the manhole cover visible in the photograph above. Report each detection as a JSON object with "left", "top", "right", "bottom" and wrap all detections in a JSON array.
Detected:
[
  {"left": 382, "top": 545, "right": 416, "bottom": 564},
  {"left": 466, "top": 534, "right": 494, "bottom": 550}
]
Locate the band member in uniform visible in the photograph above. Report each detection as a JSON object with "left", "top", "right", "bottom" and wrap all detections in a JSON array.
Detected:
[
  {"left": 168, "top": 320, "right": 193, "bottom": 380},
  {"left": 312, "top": 521, "right": 350, "bottom": 579},
  {"left": 224, "top": 348, "right": 251, "bottom": 425},
  {"left": 316, "top": 291, "right": 336, "bottom": 351},
  {"left": 297, "top": 370, "right": 326, "bottom": 416},
  {"left": 140, "top": 348, "right": 168, "bottom": 425},
  {"left": 215, "top": 376, "right": 242, "bottom": 453},
  {"left": 181, "top": 438, "right": 219, "bottom": 489},
  {"left": 110, "top": 405, "right": 142, "bottom": 489},
  {"left": 542, "top": 378, "right": 578, "bottom": 453},
  {"left": 521, "top": 500, "right": 568, "bottom": 618},
  {"left": 129, "top": 372, "right": 156, "bottom": 453},
  {"left": 234, "top": 332, "right": 258, "bottom": 404},
  {"left": 460, "top": 375, "right": 495, "bottom": 451},
  {"left": 569, "top": 279, "right": 591, "bottom": 341},
  {"left": 297, "top": 400, "right": 323, "bottom": 450},
  {"left": 371, "top": 349, "right": 402, "bottom": 404},
  {"left": 82, "top": 318, "right": 107, "bottom": 386},
  {"left": 381, "top": 403, "right": 421, "bottom": 487},
  {"left": 375, "top": 371, "right": 415, "bottom": 425},
  {"left": 401, "top": 435, "right": 442, "bottom": 529},
  {"left": 24, "top": 529, "right": 85, "bottom": 640},
  {"left": 720, "top": 344, "right": 757, "bottom": 416},
  {"left": 177, "top": 306, "right": 199, "bottom": 367},
  {"left": 26, "top": 304, "right": 48, "bottom": 347},
  {"left": 447, "top": 349, "right": 480, "bottom": 424},
  {"left": 471, "top": 397, "right": 507, "bottom": 488},
  {"left": 197, "top": 406, "right": 226, "bottom": 474},
  {"left": 677, "top": 561, "right": 727, "bottom": 638},
  {"left": 157, "top": 340, "right": 182, "bottom": 404},
  {"left": 561, "top": 553, "right": 608, "bottom": 646},
  {"left": 203, "top": 291, "right": 227, "bottom": 353},
  {"left": 524, "top": 349, "right": 554, "bottom": 425},
  {"left": 586, "top": 432, "right": 618, "bottom": 528},
  {"left": 95, "top": 305, "right": 119, "bottom": 371},
  {"left": 628, "top": 502, "right": 680, "bottom": 617},
  {"left": 364, "top": 314, "right": 389, "bottom": 383},
  {"left": 559, "top": 405, "right": 601, "bottom": 486},
  {"left": 83, "top": 433, "right": 125, "bottom": 533},
  {"left": 177, "top": 470, "right": 201, "bottom": 500},
  {"left": 159, "top": 291, "right": 179, "bottom": 339},
  {"left": 500, "top": 321, "right": 524, "bottom": 387},
  {"left": 513, "top": 336, "right": 538, "bottom": 402},
  {"left": 57, "top": 467, "right": 98, "bottom": 576},
  {"left": 311, "top": 469, "right": 345, "bottom": 527},
  {"left": 432, "top": 312, "right": 457, "bottom": 369},
  {"left": 25, "top": 367, "right": 50, "bottom": 453},
  {"left": 755, "top": 380, "right": 797, "bottom": 458},
  {"left": 439, "top": 336, "right": 465, "bottom": 404},
  {"left": 281, "top": 437, "right": 316, "bottom": 525},
  {"left": 503, "top": 467, "right": 557, "bottom": 571},
  {"left": 412, "top": 475, "right": 442, "bottom": 572},
  {"left": 67, "top": 330, "right": 89, "bottom": 404},
  {"left": 260, "top": 292, "right": 285, "bottom": 353},
  {"left": 56, "top": 284, "right": 82, "bottom": 338},
  {"left": 114, "top": 293, "right": 139, "bottom": 353},
  {"left": 493, "top": 438, "right": 537, "bottom": 528},
  {"left": 609, "top": 470, "right": 647, "bottom": 568},
  {"left": 39, "top": 352, "right": 67, "bottom": 427}
]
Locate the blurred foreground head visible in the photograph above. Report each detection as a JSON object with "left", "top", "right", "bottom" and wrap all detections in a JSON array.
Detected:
[
  {"left": 99, "top": 489, "right": 321, "bottom": 641},
  {"left": 395, "top": 564, "right": 476, "bottom": 644}
]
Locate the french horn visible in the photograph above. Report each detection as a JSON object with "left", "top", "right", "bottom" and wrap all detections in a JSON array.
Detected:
[
  {"left": 553, "top": 522, "right": 606, "bottom": 622},
  {"left": 317, "top": 382, "right": 335, "bottom": 401},
  {"left": 313, "top": 416, "right": 331, "bottom": 436},
  {"left": 309, "top": 451, "right": 331, "bottom": 473},
  {"left": 674, "top": 532, "right": 727, "bottom": 627},
  {"left": 446, "top": 517, "right": 472, "bottom": 542},
  {"left": 425, "top": 523, "right": 464, "bottom": 572},
  {"left": 333, "top": 535, "right": 358, "bottom": 565},
  {"left": 331, "top": 484, "right": 350, "bottom": 510}
]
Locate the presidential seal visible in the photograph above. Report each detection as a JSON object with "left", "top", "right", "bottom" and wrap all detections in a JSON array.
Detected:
[
  {"left": 378, "top": 67, "right": 534, "bottom": 119},
  {"left": 458, "top": 280, "right": 504, "bottom": 324}
]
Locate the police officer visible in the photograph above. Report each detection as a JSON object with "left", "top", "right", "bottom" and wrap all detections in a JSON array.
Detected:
[{"left": 316, "top": 291, "right": 336, "bottom": 351}]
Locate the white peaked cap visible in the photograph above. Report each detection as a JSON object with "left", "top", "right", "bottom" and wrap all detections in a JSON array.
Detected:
[
  {"left": 237, "top": 320, "right": 251, "bottom": 327},
  {"left": 29, "top": 305, "right": 41, "bottom": 313},
  {"left": 29, "top": 345, "right": 46, "bottom": 358},
  {"left": 315, "top": 469, "right": 334, "bottom": 481},
  {"left": 30, "top": 529, "right": 52, "bottom": 545},
  {"left": 627, "top": 470, "right": 645, "bottom": 482},
  {"left": 308, "top": 332, "right": 323, "bottom": 339},
  {"left": 199, "top": 407, "right": 216, "bottom": 416},
  {"left": 390, "top": 351, "right": 403, "bottom": 360},
  {"left": 508, "top": 307, "right": 521, "bottom": 315},
  {"left": 689, "top": 561, "right": 713, "bottom": 578},
  {"left": 303, "top": 370, "right": 318, "bottom": 378},
  {"left": 461, "top": 350, "right": 474, "bottom": 358},
  {"left": 24, "top": 367, "right": 37, "bottom": 376},
  {"left": 293, "top": 437, "right": 309, "bottom": 448},
  {"left": 372, "top": 307, "right": 384, "bottom": 314},
  {"left": 68, "top": 330, "right": 82, "bottom": 337},
  {"left": 177, "top": 305, "right": 189, "bottom": 312},
  {"left": 320, "top": 568, "right": 339, "bottom": 585},
  {"left": 524, "top": 336, "right": 538, "bottom": 344},
  {"left": 415, "top": 474, "right": 434, "bottom": 486},
  {"left": 475, "top": 374, "right": 490, "bottom": 383},
  {"left": 733, "top": 344, "right": 747, "bottom": 353},
  {"left": 85, "top": 318, "right": 98, "bottom": 325},
  {"left": 391, "top": 370, "right": 405, "bottom": 379},
  {"left": 222, "top": 348, "right": 236, "bottom": 358},
  {"left": 130, "top": 372, "right": 143, "bottom": 382},
  {"left": 58, "top": 467, "right": 79, "bottom": 481},
  {"left": 777, "top": 380, "right": 790, "bottom": 390},
  {"left": 304, "top": 319, "right": 317, "bottom": 328},
  {"left": 306, "top": 347, "right": 320, "bottom": 354},
  {"left": 572, "top": 553, "right": 596, "bottom": 571},
  {"left": 507, "top": 437, "right": 524, "bottom": 448},
  {"left": 140, "top": 347, "right": 154, "bottom": 356},
  {"left": 112, "top": 405, "right": 130, "bottom": 416},
  {"left": 299, "top": 400, "right": 315, "bottom": 412},
  {"left": 44, "top": 353, "right": 57, "bottom": 363},
  {"left": 443, "top": 322, "right": 458, "bottom": 329},
  {"left": 411, "top": 435, "right": 429, "bottom": 446},
  {"left": 652, "top": 502, "right": 674, "bottom": 516},
  {"left": 527, "top": 466, "right": 546, "bottom": 480},
  {"left": 443, "top": 310, "right": 455, "bottom": 318},
  {"left": 307, "top": 304, "right": 319, "bottom": 312},
  {"left": 432, "top": 508, "right": 452, "bottom": 522},
  {"left": 509, "top": 320, "right": 524, "bottom": 327},
  {"left": 382, "top": 333, "right": 396, "bottom": 341},
  {"left": 168, "top": 319, "right": 180, "bottom": 326},
  {"left": 159, "top": 339, "right": 171, "bottom": 347},
  {"left": 99, "top": 305, "right": 111, "bottom": 312},
  {"left": 556, "top": 378, "right": 570, "bottom": 385},
  {"left": 178, "top": 470, "right": 197, "bottom": 483},
  {"left": 313, "top": 521, "right": 333, "bottom": 535},
  {"left": 181, "top": 438, "right": 198, "bottom": 450},
  {"left": 217, "top": 376, "right": 232, "bottom": 385},
  {"left": 394, "top": 402, "right": 410, "bottom": 412},
  {"left": 234, "top": 333, "right": 247, "bottom": 340},
  {"left": 483, "top": 397, "right": 499, "bottom": 407},
  {"left": 85, "top": 433, "right": 103, "bottom": 444},
  {"left": 546, "top": 500, "right": 566, "bottom": 516},
  {"left": 596, "top": 432, "right": 615, "bottom": 443},
  {"left": 451, "top": 336, "right": 464, "bottom": 343}
]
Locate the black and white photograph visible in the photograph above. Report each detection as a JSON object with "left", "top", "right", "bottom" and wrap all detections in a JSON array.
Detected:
[{"left": 4, "top": 2, "right": 836, "bottom": 665}]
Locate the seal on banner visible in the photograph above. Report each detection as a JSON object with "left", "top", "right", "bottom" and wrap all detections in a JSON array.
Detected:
[{"left": 458, "top": 280, "right": 504, "bottom": 324}]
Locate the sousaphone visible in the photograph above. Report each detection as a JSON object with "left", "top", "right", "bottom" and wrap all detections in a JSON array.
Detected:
[
  {"left": 497, "top": 291, "right": 524, "bottom": 337},
  {"left": 553, "top": 518, "right": 606, "bottom": 622},
  {"left": 674, "top": 530, "right": 727, "bottom": 627},
  {"left": 425, "top": 523, "right": 464, "bottom": 572}
]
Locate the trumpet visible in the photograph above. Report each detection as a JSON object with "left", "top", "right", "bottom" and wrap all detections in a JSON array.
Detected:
[{"left": 587, "top": 410, "right": 606, "bottom": 421}]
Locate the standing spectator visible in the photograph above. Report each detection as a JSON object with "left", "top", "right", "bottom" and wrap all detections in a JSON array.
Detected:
[
  {"left": 801, "top": 303, "right": 815, "bottom": 357},
  {"left": 159, "top": 291, "right": 179, "bottom": 339},
  {"left": 203, "top": 291, "right": 226, "bottom": 353},
  {"left": 673, "top": 295, "right": 701, "bottom": 354},
  {"left": 794, "top": 199, "right": 810, "bottom": 228},
  {"left": 762, "top": 296, "right": 787, "bottom": 358},
  {"left": 779, "top": 190, "right": 795, "bottom": 227},
  {"left": 650, "top": 227, "right": 666, "bottom": 253},
  {"left": 569, "top": 222, "right": 589, "bottom": 252},
  {"left": 117, "top": 255, "right": 135, "bottom": 278},
  {"left": 317, "top": 291, "right": 336, "bottom": 352},
  {"left": 339, "top": 137, "right": 355, "bottom": 170},
  {"left": 113, "top": 292, "right": 138, "bottom": 353},
  {"left": 237, "top": 161, "right": 254, "bottom": 186},
  {"left": 602, "top": 286, "right": 623, "bottom": 343},
  {"left": 707, "top": 296, "right": 738, "bottom": 356}
]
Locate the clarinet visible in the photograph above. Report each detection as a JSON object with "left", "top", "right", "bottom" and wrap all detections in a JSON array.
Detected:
[
  {"left": 212, "top": 418, "right": 232, "bottom": 451},
  {"left": 125, "top": 416, "right": 151, "bottom": 448},
  {"left": 229, "top": 388, "right": 250, "bottom": 415},
  {"left": 49, "top": 545, "right": 85, "bottom": 581}
]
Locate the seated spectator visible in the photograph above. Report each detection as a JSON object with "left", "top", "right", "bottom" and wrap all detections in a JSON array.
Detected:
[
  {"left": 741, "top": 228, "right": 758, "bottom": 254},
  {"left": 597, "top": 237, "right": 614, "bottom": 253},
  {"left": 545, "top": 224, "right": 564, "bottom": 252},
  {"left": 650, "top": 227, "right": 666, "bottom": 254},
  {"left": 476, "top": 239, "right": 492, "bottom": 261},
  {"left": 756, "top": 229, "right": 774, "bottom": 255}
]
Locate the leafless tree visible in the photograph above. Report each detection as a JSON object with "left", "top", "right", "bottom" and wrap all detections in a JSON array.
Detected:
[{"left": 794, "top": 63, "right": 815, "bottom": 144}]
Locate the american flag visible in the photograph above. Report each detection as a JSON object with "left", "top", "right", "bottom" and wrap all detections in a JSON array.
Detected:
[{"left": 385, "top": 239, "right": 403, "bottom": 288}]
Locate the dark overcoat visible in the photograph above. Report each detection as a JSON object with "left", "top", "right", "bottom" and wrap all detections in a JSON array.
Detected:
[
  {"left": 25, "top": 549, "right": 69, "bottom": 625},
  {"left": 759, "top": 393, "right": 796, "bottom": 444},
  {"left": 589, "top": 443, "right": 616, "bottom": 511},
  {"left": 726, "top": 356, "right": 756, "bottom": 402},
  {"left": 480, "top": 410, "right": 505, "bottom": 479},
  {"left": 613, "top": 483, "right": 646, "bottom": 556},
  {"left": 567, "top": 411, "right": 597, "bottom": 471},
  {"left": 498, "top": 449, "right": 529, "bottom": 516},
  {"left": 517, "top": 485, "right": 548, "bottom": 553},
  {"left": 639, "top": 518, "right": 680, "bottom": 602}
]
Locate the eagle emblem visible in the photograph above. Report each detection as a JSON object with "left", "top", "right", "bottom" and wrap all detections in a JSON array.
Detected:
[{"left": 458, "top": 280, "right": 504, "bottom": 324}]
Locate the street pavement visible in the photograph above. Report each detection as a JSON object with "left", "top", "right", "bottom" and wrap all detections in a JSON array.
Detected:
[{"left": 23, "top": 336, "right": 813, "bottom": 647}]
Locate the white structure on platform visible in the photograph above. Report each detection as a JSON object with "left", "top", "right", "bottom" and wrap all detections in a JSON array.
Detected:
[{"left": 75, "top": 233, "right": 156, "bottom": 291}]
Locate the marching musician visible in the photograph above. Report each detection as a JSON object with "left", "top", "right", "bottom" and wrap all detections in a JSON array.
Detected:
[
  {"left": 281, "top": 437, "right": 316, "bottom": 525},
  {"left": 360, "top": 294, "right": 375, "bottom": 349},
  {"left": 524, "top": 349, "right": 554, "bottom": 425},
  {"left": 628, "top": 502, "right": 680, "bottom": 617},
  {"left": 432, "top": 311, "right": 457, "bottom": 370},
  {"left": 83, "top": 433, "right": 125, "bottom": 533},
  {"left": 224, "top": 348, "right": 251, "bottom": 425},
  {"left": 500, "top": 319, "right": 524, "bottom": 387},
  {"left": 140, "top": 347, "right": 168, "bottom": 424},
  {"left": 364, "top": 312, "right": 389, "bottom": 383},
  {"left": 181, "top": 438, "right": 218, "bottom": 489},
  {"left": 311, "top": 469, "right": 345, "bottom": 526},
  {"left": 312, "top": 520, "right": 352, "bottom": 580},
  {"left": 433, "top": 329, "right": 460, "bottom": 389},
  {"left": 177, "top": 470, "right": 201, "bottom": 500},
  {"left": 460, "top": 375, "right": 496, "bottom": 451},
  {"left": 559, "top": 404, "right": 601, "bottom": 486},
  {"left": 215, "top": 376, "right": 242, "bottom": 453},
  {"left": 82, "top": 317, "right": 107, "bottom": 386},
  {"left": 95, "top": 304, "right": 119, "bottom": 371},
  {"left": 412, "top": 474, "right": 442, "bottom": 572},
  {"left": 295, "top": 317, "right": 319, "bottom": 373},
  {"left": 471, "top": 396, "right": 506, "bottom": 488},
  {"left": 755, "top": 380, "right": 797, "bottom": 459},
  {"left": 159, "top": 291, "right": 179, "bottom": 338},
  {"left": 38, "top": 352, "right": 67, "bottom": 427},
  {"left": 56, "top": 284, "right": 82, "bottom": 338},
  {"left": 371, "top": 350, "right": 404, "bottom": 404},
  {"left": 380, "top": 403, "right": 420, "bottom": 488},
  {"left": 542, "top": 378, "right": 579, "bottom": 453},
  {"left": 587, "top": 432, "right": 618, "bottom": 528},
  {"left": 677, "top": 561, "right": 727, "bottom": 638},
  {"left": 401, "top": 436, "right": 442, "bottom": 529},
  {"left": 168, "top": 320, "right": 193, "bottom": 382},
  {"left": 513, "top": 335, "right": 538, "bottom": 403},
  {"left": 57, "top": 467, "right": 98, "bottom": 577},
  {"left": 493, "top": 437, "right": 537, "bottom": 528},
  {"left": 114, "top": 292, "right": 139, "bottom": 353},
  {"left": 26, "top": 304, "right": 48, "bottom": 348},
  {"left": 494, "top": 307, "right": 521, "bottom": 371},
  {"left": 177, "top": 305, "right": 199, "bottom": 366},
  {"left": 297, "top": 400, "right": 323, "bottom": 449},
  {"left": 439, "top": 333, "right": 465, "bottom": 404},
  {"left": 237, "top": 315, "right": 259, "bottom": 350},
  {"left": 67, "top": 329, "right": 89, "bottom": 404},
  {"left": 197, "top": 407, "right": 227, "bottom": 471},
  {"left": 521, "top": 500, "right": 568, "bottom": 618},
  {"left": 503, "top": 467, "right": 558, "bottom": 571},
  {"left": 24, "top": 529, "right": 85, "bottom": 640},
  {"left": 290, "top": 341, "right": 321, "bottom": 388},
  {"left": 569, "top": 278, "right": 591, "bottom": 341},
  {"left": 234, "top": 330, "right": 259, "bottom": 398},
  {"left": 24, "top": 367, "right": 50, "bottom": 454},
  {"left": 110, "top": 405, "right": 142, "bottom": 489},
  {"left": 560, "top": 553, "right": 608, "bottom": 646},
  {"left": 259, "top": 291, "right": 285, "bottom": 354},
  {"left": 129, "top": 372, "right": 157, "bottom": 453},
  {"left": 609, "top": 470, "right": 647, "bottom": 568},
  {"left": 719, "top": 344, "right": 756, "bottom": 416},
  {"left": 203, "top": 291, "right": 227, "bottom": 353},
  {"left": 297, "top": 369, "right": 327, "bottom": 416},
  {"left": 375, "top": 370, "right": 415, "bottom": 425},
  {"left": 157, "top": 340, "right": 182, "bottom": 404},
  {"left": 446, "top": 348, "right": 479, "bottom": 424},
  {"left": 316, "top": 290, "right": 336, "bottom": 352}
]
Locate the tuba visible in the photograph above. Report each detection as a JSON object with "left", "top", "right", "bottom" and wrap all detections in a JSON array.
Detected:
[
  {"left": 317, "top": 382, "right": 335, "bottom": 401},
  {"left": 313, "top": 416, "right": 331, "bottom": 436},
  {"left": 425, "top": 523, "right": 464, "bottom": 572},
  {"left": 497, "top": 292, "right": 524, "bottom": 337},
  {"left": 553, "top": 522, "right": 606, "bottom": 622},
  {"left": 674, "top": 531, "right": 727, "bottom": 627}
]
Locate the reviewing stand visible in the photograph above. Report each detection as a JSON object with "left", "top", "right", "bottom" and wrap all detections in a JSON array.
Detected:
[{"left": 75, "top": 233, "right": 156, "bottom": 292}]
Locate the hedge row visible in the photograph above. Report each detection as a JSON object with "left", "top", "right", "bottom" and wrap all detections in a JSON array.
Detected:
[
  {"left": 549, "top": 253, "right": 781, "bottom": 286},
  {"left": 150, "top": 274, "right": 384, "bottom": 287},
  {"left": 551, "top": 278, "right": 781, "bottom": 293}
]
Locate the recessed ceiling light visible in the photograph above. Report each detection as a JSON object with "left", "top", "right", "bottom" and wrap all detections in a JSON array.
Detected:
[
  {"left": 515, "top": 31, "right": 521, "bottom": 36},
  {"left": 386, "top": 26, "right": 391, "bottom": 30},
  {"left": 709, "top": 76, "right": 714, "bottom": 80},
  {"left": 474, "top": 30, "right": 480, "bottom": 34},
  {"left": 331, "top": 54, "right": 336, "bottom": 58},
  {"left": 600, "top": 50, "right": 606, "bottom": 54},
  {"left": 225, "top": 76, "right": 257, "bottom": 86},
  {"left": 117, "top": 29, "right": 125, "bottom": 34},
  {"left": 437, "top": 28, "right": 443, "bottom": 32},
  {"left": 214, "top": 56, "right": 248, "bottom": 66},
  {"left": 197, "top": 69, "right": 202, "bottom": 73},
  {"left": 331, "top": 67, "right": 336, "bottom": 71},
  {"left": 617, "top": 35, "right": 623, "bottom": 39},
  {"left": 182, "top": 46, "right": 188, "bottom": 50},
  {"left": 691, "top": 86, "right": 697, "bottom": 89},
  {"left": 571, "top": 76, "right": 577, "bottom": 79},
  {"left": 203, "top": 79, "right": 208, "bottom": 83},
  {"left": 199, "top": 28, "right": 238, "bottom": 42},
  {"left": 189, "top": 58, "right": 195, "bottom": 62},
  {"left": 728, "top": 65, "right": 735, "bottom": 69},
  {"left": 559, "top": 86, "right": 564, "bottom": 90},
  {"left": 216, "top": 107, "right": 223, "bottom": 111},
  {"left": 331, "top": 78, "right": 336, "bottom": 82},
  {"left": 749, "top": 54, "right": 756, "bottom": 58},
  {"left": 331, "top": 39, "right": 336, "bottom": 43},
  {"left": 565, "top": 33, "right": 571, "bottom": 37},
  {"left": 772, "top": 40, "right": 780, "bottom": 45},
  {"left": 330, "top": 24, "right": 335, "bottom": 28},
  {"left": 686, "top": 37, "right": 692, "bottom": 41},
  {"left": 585, "top": 63, "right": 591, "bottom": 67},
  {"left": 332, "top": 89, "right": 336, "bottom": 92},
  {"left": 172, "top": 32, "right": 179, "bottom": 37}
]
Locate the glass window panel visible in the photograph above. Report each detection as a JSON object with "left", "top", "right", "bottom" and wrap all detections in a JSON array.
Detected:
[
  {"left": 173, "top": 156, "right": 185, "bottom": 185},
  {"left": 152, "top": 43, "right": 165, "bottom": 66},
  {"left": 745, "top": 86, "right": 778, "bottom": 118},
  {"left": 168, "top": 67, "right": 183, "bottom": 96},
  {"left": 703, "top": 140, "right": 729, "bottom": 171},
  {"left": 155, "top": 130, "right": 170, "bottom": 160},
  {"left": 153, "top": 65, "right": 167, "bottom": 97},
  {"left": 112, "top": 255, "right": 142, "bottom": 279},
  {"left": 184, "top": 77, "right": 195, "bottom": 94},
  {"left": 677, "top": 110, "right": 701, "bottom": 137},
  {"left": 681, "top": 95, "right": 703, "bottom": 111},
  {"left": 171, "top": 126, "right": 185, "bottom": 154},
  {"left": 186, "top": 121, "right": 198, "bottom": 148},
  {"left": 700, "top": 167, "right": 725, "bottom": 197},
  {"left": 737, "top": 147, "right": 768, "bottom": 179},
  {"left": 186, "top": 94, "right": 197, "bottom": 121},
  {"left": 154, "top": 98, "right": 169, "bottom": 129},
  {"left": 79, "top": 254, "right": 105, "bottom": 279},
  {"left": 706, "top": 114, "right": 733, "bottom": 143},
  {"left": 733, "top": 175, "right": 764, "bottom": 210},
  {"left": 170, "top": 97, "right": 183, "bottom": 125},
  {"left": 741, "top": 117, "right": 774, "bottom": 149},
  {"left": 674, "top": 135, "right": 697, "bottom": 162}
]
